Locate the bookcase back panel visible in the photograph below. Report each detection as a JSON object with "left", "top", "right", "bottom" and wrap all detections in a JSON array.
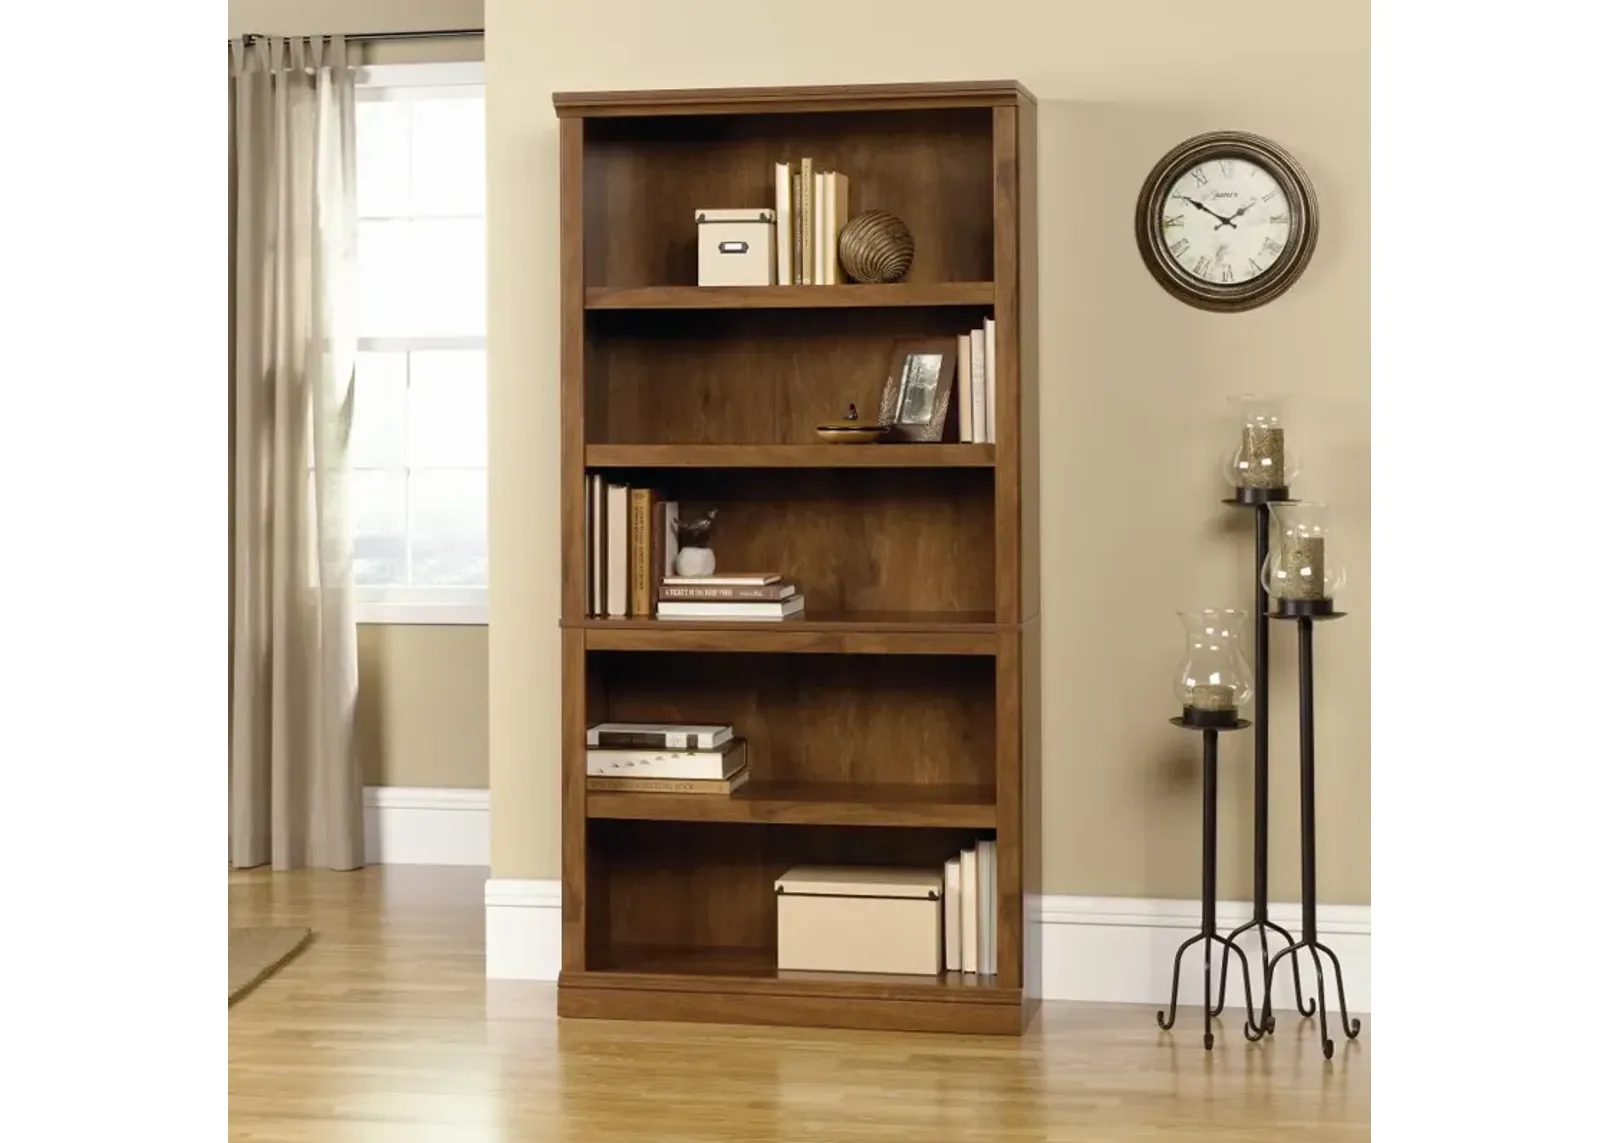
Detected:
[
  {"left": 592, "top": 651, "right": 996, "bottom": 788},
  {"left": 592, "top": 468, "right": 995, "bottom": 614},
  {"left": 582, "top": 109, "right": 995, "bottom": 288},
  {"left": 587, "top": 307, "right": 991, "bottom": 445},
  {"left": 589, "top": 820, "right": 984, "bottom": 959}
]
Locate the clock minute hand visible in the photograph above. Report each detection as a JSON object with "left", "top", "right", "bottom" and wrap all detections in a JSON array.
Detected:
[{"left": 1179, "top": 195, "right": 1237, "bottom": 228}]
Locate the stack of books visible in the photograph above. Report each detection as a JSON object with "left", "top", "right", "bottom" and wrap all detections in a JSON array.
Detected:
[
  {"left": 774, "top": 158, "right": 850, "bottom": 286},
  {"left": 656, "top": 573, "right": 805, "bottom": 622},
  {"left": 585, "top": 722, "right": 749, "bottom": 794},
  {"left": 942, "top": 840, "right": 998, "bottom": 975},
  {"left": 955, "top": 319, "right": 998, "bottom": 444}
]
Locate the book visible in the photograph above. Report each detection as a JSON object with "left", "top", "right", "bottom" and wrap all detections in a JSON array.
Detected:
[
  {"left": 970, "top": 326, "right": 989, "bottom": 444},
  {"left": 662, "top": 572, "right": 780, "bottom": 586},
  {"left": 661, "top": 500, "right": 679, "bottom": 580},
  {"left": 589, "top": 475, "right": 606, "bottom": 616},
  {"left": 984, "top": 317, "right": 997, "bottom": 444},
  {"left": 799, "top": 157, "right": 814, "bottom": 286},
  {"left": 813, "top": 168, "right": 826, "bottom": 285},
  {"left": 976, "top": 839, "right": 996, "bottom": 976},
  {"left": 775, "top": 161, "right": 792, "bottom": 286},
  {"left": 605, "top": 482, "right": 630, "bottom": 617},
  {"left": 587, "top": 739, "right": 746, "bottom": 780},
  {"left": 943, "top": 856, "right": 962, "bottom": 972},
  {"left": 959, "top": 847, "right": 978, "bottom": 974},
  {"left": 656, "top": 596, "right": 805, "bottom": 621},
  {"left": 956, "top": 333, "right": 973, "bottom": 443},
  {"left": 587, "top": 722, "right": 733, "bottom": 750},
  {"left": 587, "top": 766, "right": 750, "bottom": 795},
  {"left": 792, "top": 170, "right": 803, "bottom": 286},
  {"left": 658, "top": 581, "right": 796, "bottom": 602},
  {"left": 629, "top": 487, "right": 657, "bottom": 618},
  {"left": 831, "top": 172, "right": 849, "bottom": 285}
]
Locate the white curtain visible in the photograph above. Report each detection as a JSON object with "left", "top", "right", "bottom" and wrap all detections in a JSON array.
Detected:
[{"left": 229, "top": 36, "right": 363, "bottom": 870}]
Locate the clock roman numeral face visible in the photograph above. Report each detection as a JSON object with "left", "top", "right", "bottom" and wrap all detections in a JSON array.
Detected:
[{"left": 1162, "top": 157, "right": 1292, "bottom": 286}]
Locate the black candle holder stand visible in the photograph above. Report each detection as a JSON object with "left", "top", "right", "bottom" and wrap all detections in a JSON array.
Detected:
[
  {"left": 1157, "top": 709, "right": 1264, "bottom": 1050},
  {"left": 1213, "top": 489, "right": 1315, "bottom": 1026},
  {"left": 1260, "top": 601, "right": 1363, "bottom": 1058}
]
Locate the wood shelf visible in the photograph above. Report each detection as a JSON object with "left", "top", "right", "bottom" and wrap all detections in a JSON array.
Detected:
[
  {"left": 585, "top": 282, "right": 996, "bottom": 310},
  {"left": 585, "top": 443, "right": 995, "bottom": 468},
  {"left": 587, "top": 782, "right": 996, "bottom": 828},
  {"left": 577, "top": 611, "right": 1000, "bottom": 655}
]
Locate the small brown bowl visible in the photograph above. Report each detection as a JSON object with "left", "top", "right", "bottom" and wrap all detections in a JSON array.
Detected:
[{"left": 816, "top": 423, "right": 889, "bottom": 444}]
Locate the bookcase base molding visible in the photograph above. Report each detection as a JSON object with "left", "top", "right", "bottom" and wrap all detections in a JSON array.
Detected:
[{"left": 556, "top": 80, "right": 1040, "bottom": 1037}]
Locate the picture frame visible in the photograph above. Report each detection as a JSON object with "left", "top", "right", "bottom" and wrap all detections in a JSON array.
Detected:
[{"left": 876, "top": 338, "right": 958, "bottom": 442}]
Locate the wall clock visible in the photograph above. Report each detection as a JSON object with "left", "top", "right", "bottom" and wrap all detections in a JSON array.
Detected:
[{"left": 1134, "top": 131, "right": 1318, "bottom": 313}]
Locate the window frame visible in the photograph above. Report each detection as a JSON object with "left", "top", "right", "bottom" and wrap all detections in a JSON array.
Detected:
[{"left": 350, "top": 60, "right": 488, "bottom": 627}]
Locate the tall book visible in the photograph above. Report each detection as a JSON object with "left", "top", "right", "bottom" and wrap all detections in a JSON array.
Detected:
[
  {"left": 589, "top": 475, "right": 605, "bottom": 616},
  {"left": 970, "top": 326, "right": 989, "bottom": 444},
  {"left": 774, "top": 161, "right": 792, "bottom": 286},
  {"left": 629, "top": 487, "right": 658, "bottom": 618},
  {"left": 959, "top": 847, "right": 978, "bottom": 973},
  {"left": 821, "top": 172, "right": 836, "bottom": 286},
  {"left": 956, "top": 333, "right": 973, "bottom": 443},
  {"left": 792, "top": 171, "right": 803, "bottom": 286},
  {"left": 976, "top": 839, "right": 996, "bottom": 975},
  {"left": 661, "top": 500, "right": 679, "bottom": 580},
  {"left": 984, "top": 317, "right": 997, "bottom": 444},
  {"left": 830, "top": 172, "right": 849, "bottom": 285},
  {"left": 943, "top": 856, "right": 961, "bottom": 972},
  {"left": 605, "top": 482, "right": 630, "bottom": 618},
  {"left": 812, "top": 167, "right": 827, "bottom": 285},
  {"left": 798, "top": 157, "right": 814, "bottom": 286}
]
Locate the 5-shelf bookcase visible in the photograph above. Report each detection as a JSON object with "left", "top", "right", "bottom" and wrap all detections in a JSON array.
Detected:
[{"left": 555, "top": 80, "right": 1040, "bottom": 1035}]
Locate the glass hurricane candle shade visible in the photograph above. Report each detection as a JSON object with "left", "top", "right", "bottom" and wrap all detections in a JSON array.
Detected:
[
  {"left": 1173, "top": 609, "right": 1254, "bottom": 718},
  {"left": 1262, "top": 501, "right": 1347, "bottom": 605},
  {"left": 1223, "top": 394, "right": 1299, "bottom": 492}
]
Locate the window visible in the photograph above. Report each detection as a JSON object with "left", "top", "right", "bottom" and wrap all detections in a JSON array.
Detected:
[{"left": 349, "top": 62, "right": 486, "bottom": 624}]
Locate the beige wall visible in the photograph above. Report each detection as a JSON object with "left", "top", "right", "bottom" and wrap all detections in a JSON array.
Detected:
[
  {"left": 486, "top": 0, "right": 1370, "bottom": 901},
  {"left": 230, "top": 0, "right": 489, "bottom": 791}
]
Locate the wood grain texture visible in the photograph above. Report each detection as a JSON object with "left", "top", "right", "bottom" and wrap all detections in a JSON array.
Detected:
[
  {"left": 586, "top": 443, "right": 995, "bottom": 467},
  {"left": 1022, "top": 616, "right": 1045, "bottom": 1022},
  {"left": 588, "top": 781, "right": 997, "bottom": 828},
  {"left": 590, "top": 651, "right": 996, "bottom": 788},
  {"left": 561, "top": 117, "right": 587, "bottom": 622},
  {"left": 992, "top": 106, "right": 1022, "bottom": 627},
  {"left": 586, "top": 283, "right": 995, "bottom": 309},
  {"left": 995, "top": 630, "right": 1023, "bottom": 991},
  {"left": 589, "top": 307, "right": 992, "bottom": 445},
  {"left": 582, "top": 110, "right": 993, "bottom": 287},
  {"left": 230, "top": 866, "right": 1372, "bottom": 1141},
  {"left": 1018, "top": 98, "right": 1041, "bottom": 623},
  {"left": 562, "top": 628, "right": 589, "bottom": 971},
  {"left": 554, "top": 79, "right": 1036, "bottom": 118},
  {"left": 581, "top": 622, "right": 999, "bottom": 657},
  {"left": 588, "top": 820, "right": 985, "bottom": 961}
]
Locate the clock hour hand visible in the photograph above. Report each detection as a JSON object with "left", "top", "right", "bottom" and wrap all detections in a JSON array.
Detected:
[
  {"left": 1214, "top": 202, "right": 1255, "bottom": 230},
  {"left": 1178, "top": 195, "right": 1237, "bottom": 228}
]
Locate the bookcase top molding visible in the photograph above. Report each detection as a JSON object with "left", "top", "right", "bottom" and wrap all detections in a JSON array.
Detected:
[{"left": 552, "top": 79, "right": 1036, "bottom": 118}]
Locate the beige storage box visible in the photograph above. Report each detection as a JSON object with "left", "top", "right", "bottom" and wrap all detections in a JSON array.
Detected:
[
  {"left": 775, "top": 865, "right": 943, "bottom": 976},
  {"left": 697, "top": 209, "right": 777, "bottom": 287}
]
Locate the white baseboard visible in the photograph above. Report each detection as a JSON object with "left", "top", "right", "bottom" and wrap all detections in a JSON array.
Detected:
[
  {"left": 1038, "top": 896, "right": 1370, "bottom": 1014},
  {"left": 484, "top": 878, "right": 563, "bottom": 980},
  {"left": 479, "top": 874, "right": 1371, "bottom": 1013},
  {"left": 363, "top": 786, "right": 489, "bottom": 866}
]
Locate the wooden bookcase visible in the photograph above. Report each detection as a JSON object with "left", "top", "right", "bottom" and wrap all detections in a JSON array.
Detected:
[{"left": 554, "top": 81, "right": 1040, "bottom": 1035}]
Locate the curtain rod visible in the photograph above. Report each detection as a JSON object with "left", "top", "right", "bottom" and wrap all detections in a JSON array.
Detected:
[{"left": 236, "top": 29, "right": 484, "bottom": 45}]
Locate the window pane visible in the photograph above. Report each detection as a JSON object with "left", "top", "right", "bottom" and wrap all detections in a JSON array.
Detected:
[
  {"left": 409, "top": 219, "right": 485, "bottom": 336},
  {"left": 357, "top": 218, "right": 484, "bottom": 338},
  {"left": 411, "top": 96, "right": 485, "bottom": 216},
  {"left": 408, "top": 470, "right": 487, "bottom": 587},
  {"left": 350, "top": 352, "right": 408, "bottom": 468},
  {"left": 408, "top": 351, "right": 486, "bottom": 467},
  {"left": 357, "top": 219, "right": 412, "bottom": 337},
  {"left": 355, "top": 99, "right": 411, "bottom": 217},
  {"left": 350, "top": 470, "right": 407, "bottom": 586}
]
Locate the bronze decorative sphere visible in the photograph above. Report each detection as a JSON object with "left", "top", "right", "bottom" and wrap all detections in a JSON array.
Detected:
[{"left": 838, "top": 211, "right": 914, "bottom": 284}]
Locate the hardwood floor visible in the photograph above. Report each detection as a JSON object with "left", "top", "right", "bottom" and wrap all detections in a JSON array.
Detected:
[{"left": 229, "top": 866, "right": 1369, "bottom": 1141}]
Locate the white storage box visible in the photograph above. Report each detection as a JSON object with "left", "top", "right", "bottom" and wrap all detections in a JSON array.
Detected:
[
  {"left": 775, "top": 865, "right": 943, "bottom": 976},
  {"left": 697, "top": 208, "right": 777, "bottom": 287}
]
